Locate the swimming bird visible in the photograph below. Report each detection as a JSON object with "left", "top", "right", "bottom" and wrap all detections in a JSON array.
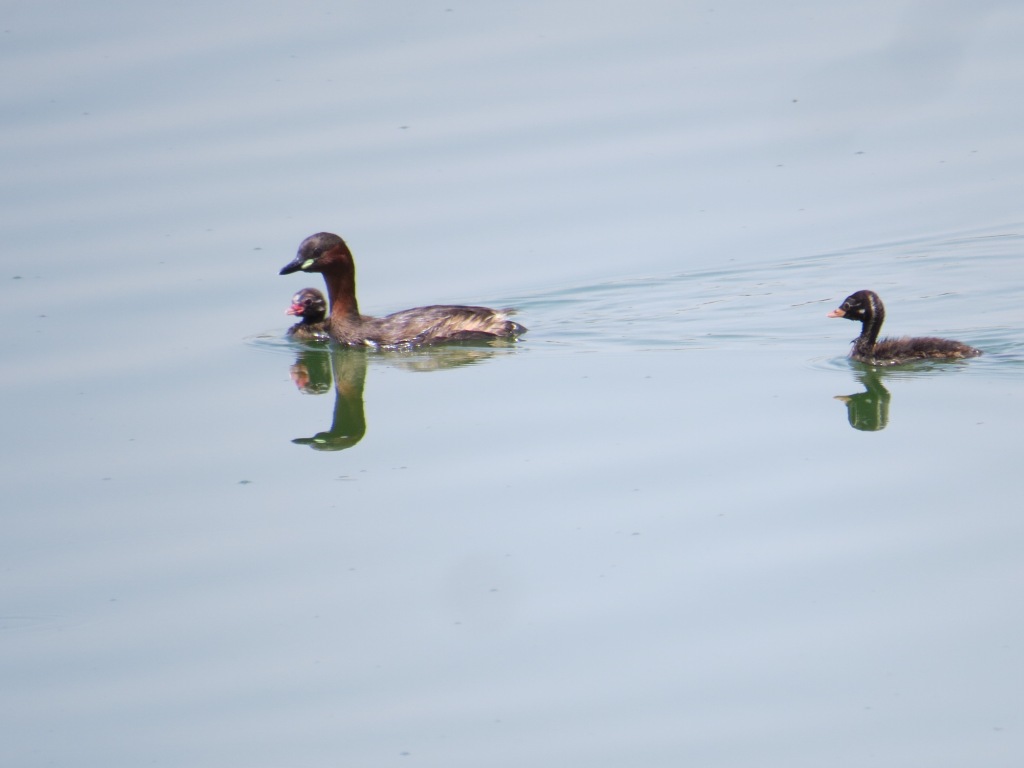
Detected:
[
  {"left": 827, "top": 289, "right": 981, "bottom": 365},
  {"left": 285, "top": 287, "right": 329, "bottom": 341},
  {"left": 279, "top": 232, "right": 526, "bottom": 348}
]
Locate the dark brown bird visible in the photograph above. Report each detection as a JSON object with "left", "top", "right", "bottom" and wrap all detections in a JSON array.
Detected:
[
  {"left": 285, "top": 287, "right": 329, "bottom": 341},
  {"left": 279, "top": 232, "right": 526, "bottom": 348},
  {"left": 827, "top": 289, "right": 981, "bottom": 365}
]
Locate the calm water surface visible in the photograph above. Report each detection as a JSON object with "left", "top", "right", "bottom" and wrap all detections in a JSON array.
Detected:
[{"left": 2, "top": 2, "right": 1024, "bottom": 767}]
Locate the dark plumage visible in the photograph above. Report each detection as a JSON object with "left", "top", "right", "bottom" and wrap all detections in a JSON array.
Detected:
[
  {"left": 285, "top": 287, "right": 330, "bottom": 341},
  {"left": 827, "top": 289, "right": 981, "bottom": 365},
  {"left": 279, "top": 232, "right": 526, "bottom": 348}
]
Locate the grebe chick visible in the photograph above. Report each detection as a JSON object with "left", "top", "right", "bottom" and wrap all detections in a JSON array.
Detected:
[
  {"left": 279, "top": 232, "right": 526, "bottom": 348},
  {"left": 285, "top": 287, "right": 329, "bottom": 341},
  {"left": 827, "top": 289, "right": 981, "bottom": 365}
]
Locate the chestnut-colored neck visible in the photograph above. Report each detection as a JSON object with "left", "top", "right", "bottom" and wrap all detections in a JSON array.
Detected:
[{"left": 321, "top": 258, "right": 361, "bottom": 322}]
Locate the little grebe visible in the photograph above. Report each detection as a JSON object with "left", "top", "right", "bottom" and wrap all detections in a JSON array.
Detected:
[
  {"left": 827, "top": 289, "right": 981, "bottom": 365},
  {"left": 285, "top": 287, "right": 329, "bottom": 341},
  {"left": 279, "top": 232, "right": 526, "bottom": 348}
]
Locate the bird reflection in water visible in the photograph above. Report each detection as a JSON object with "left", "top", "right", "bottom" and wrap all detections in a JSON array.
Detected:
[
  {"left": 287, "top": 342, "right": 514, "bottom": 450},
  {"left": 290, "top": 347, "right": 367, "bottom": 450},
  {"left": 834, "top": 367, "right": 891, "bottom": 432},
  {"left": 288, "top": 347, "right": 333, "bottom": 395}
]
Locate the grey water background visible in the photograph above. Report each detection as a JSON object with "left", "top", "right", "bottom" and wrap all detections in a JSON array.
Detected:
[{"left": 3, "top": 1, "right": 1024, "bottom": 766}]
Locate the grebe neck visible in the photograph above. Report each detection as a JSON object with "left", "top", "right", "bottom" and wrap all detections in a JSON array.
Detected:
[{"left": 323, "top": 268, "right": 361, "bottom": 322}]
